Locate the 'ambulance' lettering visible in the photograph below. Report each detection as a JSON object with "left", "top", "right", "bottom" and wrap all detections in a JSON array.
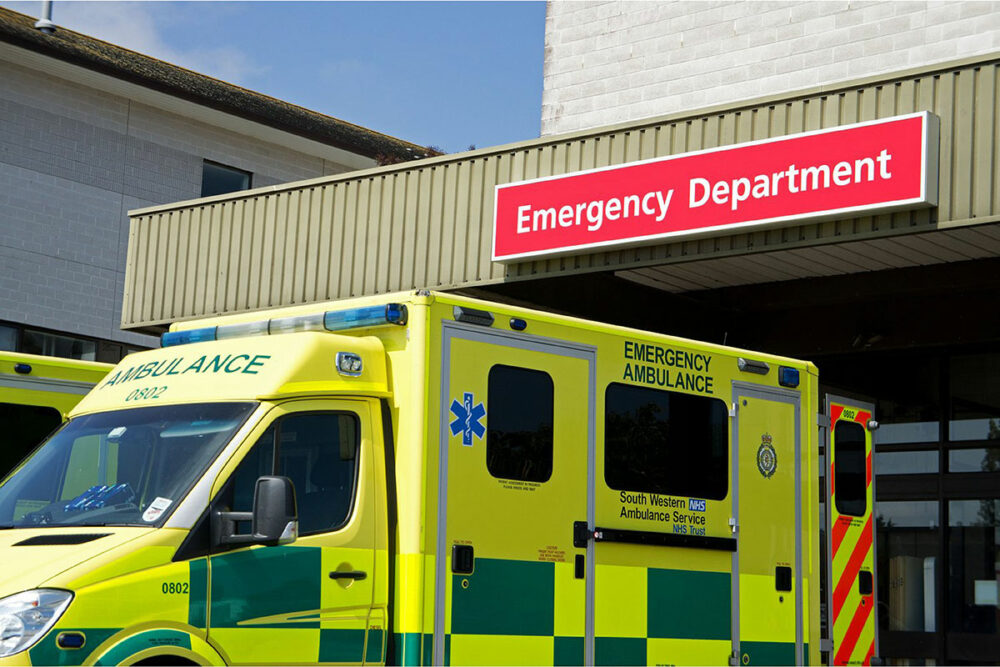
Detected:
[{"left": 101, "top": 352, "right": 271, "bottom": 388}]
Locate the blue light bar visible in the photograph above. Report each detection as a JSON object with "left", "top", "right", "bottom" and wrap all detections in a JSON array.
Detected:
[
  {"left": 161, "top": 326, "right": 218, "bottom": 348},
  {"left": 160, "top": 304, "right": 408, "bottom": 348},
  {"left": 323, "top": 304, "right": 408, "bottom": 331},
  {"left": 778, "top": 366, "right": 800, "bottom": 388}
]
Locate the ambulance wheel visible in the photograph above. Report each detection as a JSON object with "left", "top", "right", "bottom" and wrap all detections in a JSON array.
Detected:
[{"left": 133, "top": 656, "right": 198, "bottom": 666}]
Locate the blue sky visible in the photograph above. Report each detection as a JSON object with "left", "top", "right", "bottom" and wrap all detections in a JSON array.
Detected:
[{"left": 1, "top": 1, "right": 547, "bottom": 153}]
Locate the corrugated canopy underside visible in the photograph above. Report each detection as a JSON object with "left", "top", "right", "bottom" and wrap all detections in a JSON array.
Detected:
[{"left": 123, "top": 52, "right": 1000, "bottom": 332}]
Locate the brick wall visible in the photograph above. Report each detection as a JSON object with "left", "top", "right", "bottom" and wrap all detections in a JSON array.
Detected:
[
  {"left": 0, "top": 58, "right": 360, "bottom": 349},
  {"left": 542, "top": 0, "right": 1000, "bottom": 135}
]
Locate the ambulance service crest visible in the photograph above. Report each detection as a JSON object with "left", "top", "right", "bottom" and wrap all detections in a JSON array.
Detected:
[{"left": 757, "top": 433, "right": 777, "bottom": 479}]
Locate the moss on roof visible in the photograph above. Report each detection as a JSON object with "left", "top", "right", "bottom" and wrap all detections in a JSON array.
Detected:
[{"left": 0, "top": 6, "right": 439, "bottom": 163}]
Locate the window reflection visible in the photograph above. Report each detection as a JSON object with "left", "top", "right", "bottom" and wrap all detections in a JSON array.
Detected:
[
  {"left": 876, "top": 450, "right": 938, "bottom": 475},
  {"left": 0, "top": 325, "right": 16, "bottom": 352},
  {"left": 950, "top": 354, "right": 1000, "bottom": 442},
  {"left": 21, "top": 329, "right": 96, "bottom": 361},
  {"left": 947, "top": 499, "right": 1000, "bottom": 634},
  {"left": 948, "top": 448, "right": 1000, "bottom": 473},
  {"left": 874, "top": 422, "right": 940, "bottom": 445},
  {"left": 876, "top": 501, "right": 939, "bottom": 633}
]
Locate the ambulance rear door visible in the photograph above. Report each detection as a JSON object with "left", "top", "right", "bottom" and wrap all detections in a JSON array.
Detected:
[{"left": 825, "top": 395, "right": 878, "bottom": 666}]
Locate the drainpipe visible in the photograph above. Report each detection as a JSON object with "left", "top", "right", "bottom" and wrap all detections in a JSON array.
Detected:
[{"left": 34, "top": 1, "right": 56, "bottom": 33}]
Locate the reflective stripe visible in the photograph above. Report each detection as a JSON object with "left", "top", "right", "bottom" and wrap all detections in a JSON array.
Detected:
[
  {"left": 834, "top": 597, "right": 873, "bottom": 665},
  {"left": 832, "top": 515, "right": 873, "bottom": 620}
]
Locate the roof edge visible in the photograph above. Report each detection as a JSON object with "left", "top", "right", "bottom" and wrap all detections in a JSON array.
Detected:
[{"left": 0, "top": 6, "right": 438, "bottom": 163}]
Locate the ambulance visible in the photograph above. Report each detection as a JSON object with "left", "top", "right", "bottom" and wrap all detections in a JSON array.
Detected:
[
  {"left": 0, "top": 292, "right": 877, "bottom": 666},
  {"left": 0, "top": 351, "right": 111, "bottom": 477}
]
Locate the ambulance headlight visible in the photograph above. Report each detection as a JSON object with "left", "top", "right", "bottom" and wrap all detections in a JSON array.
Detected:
[{"left": 0, "top": 590, "right": 73, "bottom": 657}]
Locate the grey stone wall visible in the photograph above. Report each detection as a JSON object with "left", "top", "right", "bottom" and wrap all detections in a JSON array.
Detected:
[
  {"left": 0, "top": 58, "right": 356, "bottom": 348},
  {"left": 542, "top": 0, "right": 1000, "bottom": 135}
]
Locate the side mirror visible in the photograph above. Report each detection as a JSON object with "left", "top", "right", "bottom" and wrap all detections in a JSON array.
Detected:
[
  {"left": 213, "top": 476, "right": 298, "bottom": 548},
  {"left": 251, "top": 476, "right": 298, "bottom": 546}
]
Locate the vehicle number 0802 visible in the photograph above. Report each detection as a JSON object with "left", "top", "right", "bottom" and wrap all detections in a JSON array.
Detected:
[
  {"left": 126, "top": 386, "right": 167, "bottom": 401},
  {"left": 161, "top": 582, "right": 189, "bottom": 594}
]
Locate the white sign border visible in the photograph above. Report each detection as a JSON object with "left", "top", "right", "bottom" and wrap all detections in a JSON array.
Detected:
[{"left": 491, "top": 111, "right": 940, "bottom": 263}]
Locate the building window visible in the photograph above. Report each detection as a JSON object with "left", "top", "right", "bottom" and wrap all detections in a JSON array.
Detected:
[
  {"left": 486, "top": 365, "right": 554, "bottom": 483},
  {"left": 875, "top": 449, "right": 939, "bottom": 475},
  {"left": 201, "top": 160, "right": 252, "bottom": 197},
  {"left": 1, "top": 322, "right": 144, "bottom": 363},
  {"left": 604, "top": 383, "right": 728, "bottom": 500},
  {"left": 947, "top": 499, "right": 1000, "bottom": 635},
  {"left": 949, "top": 353, "right": 1000, "bottom": 442},
  {"left": 0, "top": 325, "right": 16, "bottom": 352},
  {"left": 948, "top": 447, "right": 1000, "bottom": 473},
  {"left": 21, "top": 329, "right": 96, "bottom": 361},
  {"left": 819, "top": 348, "right": 1000, "bottom": 662},
  {"left": 876, "top": 500, "right": 939, "bottom": 633}
]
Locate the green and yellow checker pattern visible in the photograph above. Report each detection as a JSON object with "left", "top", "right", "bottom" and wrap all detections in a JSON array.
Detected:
[
  {"left": 437, "top": 556, "right": 740, "bottom": 666},
  {"left": 18, "top": 549, "right": 384, "bottom": 667}
]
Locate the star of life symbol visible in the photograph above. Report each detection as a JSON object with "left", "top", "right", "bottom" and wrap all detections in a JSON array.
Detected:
[{"left": 450, "top": 392, "right": 486, "bottom": 446}]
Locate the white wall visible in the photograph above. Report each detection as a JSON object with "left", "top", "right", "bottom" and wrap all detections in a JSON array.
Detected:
[
  {"left": 542, "top": 0, "right": 1000, "bottom": 135},
  {"left": 0, "top": 56, "right": 363, "bottom": 349}
]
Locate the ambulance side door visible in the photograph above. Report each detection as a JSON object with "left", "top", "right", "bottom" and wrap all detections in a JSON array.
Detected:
[
  {"left": 826, "top": 396, "right": 877, "bottom": 666},
  {"left": 594, "top": 377, "right": 735, "bottom": 667},
  {"left": 435, "top": 325, "right": 592, "bottom": 666},
  {"left": 205, "top": 398, "right": 379, "bottom": 664}
]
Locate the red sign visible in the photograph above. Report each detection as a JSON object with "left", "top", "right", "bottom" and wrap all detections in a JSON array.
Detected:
[{"left": 492, "top": 112, "right": 939, "bottom": 262}]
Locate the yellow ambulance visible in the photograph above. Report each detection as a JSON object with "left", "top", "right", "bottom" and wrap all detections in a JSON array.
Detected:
[
  {"left": 0, "top": 352, "right": 111, "bottom": 477},
  {"left": 0, "top": 292, "right": 876, "bottom": 666}
]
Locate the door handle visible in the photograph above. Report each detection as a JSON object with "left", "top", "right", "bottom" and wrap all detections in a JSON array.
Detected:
[{"left": 329, "top": 570, "right": 367, "bottom": 581}]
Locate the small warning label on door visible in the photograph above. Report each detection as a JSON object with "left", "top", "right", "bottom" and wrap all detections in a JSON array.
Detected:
[{"left": 537, "top": 546, "right": 566, "bottom": 562}]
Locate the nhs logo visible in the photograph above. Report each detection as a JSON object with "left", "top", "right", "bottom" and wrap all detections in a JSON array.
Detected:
[{"left": 688, "top": 498, "right": 706, "bottom": 512}]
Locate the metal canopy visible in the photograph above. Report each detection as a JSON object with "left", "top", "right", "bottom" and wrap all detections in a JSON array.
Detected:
[
  {"left": 122, "top": 52, "right": 1000, "bottom": 333},
  {"left": 617, "top": 222, "right": 1000, "bottom": 294}
]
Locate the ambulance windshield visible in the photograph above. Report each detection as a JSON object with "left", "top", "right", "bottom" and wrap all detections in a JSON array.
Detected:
[{"left": 0, "top": 402, "right": 256, "bottom": 528}]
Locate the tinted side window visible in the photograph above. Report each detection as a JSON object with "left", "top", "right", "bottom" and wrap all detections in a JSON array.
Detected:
[
  {"left": 231, "top": 426, "right": 275, "bottom": 515},
  {"left": 0, "top": 403, "right": 61, "bottom": 478},
  {"left": 604, "top": 383, "right": 728, "bottom": 500},
  {"left": 487, "top": 365, "right": 554, "bottom": 483},
  {"left": 227, "top": 412, "right": 359, "bottom": 536},
  {"left": 834, "top": 420, "right": 867, "bottom": 517},
  {"left": 280, "top": 413, "right": 358, "bottom": 535}
]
